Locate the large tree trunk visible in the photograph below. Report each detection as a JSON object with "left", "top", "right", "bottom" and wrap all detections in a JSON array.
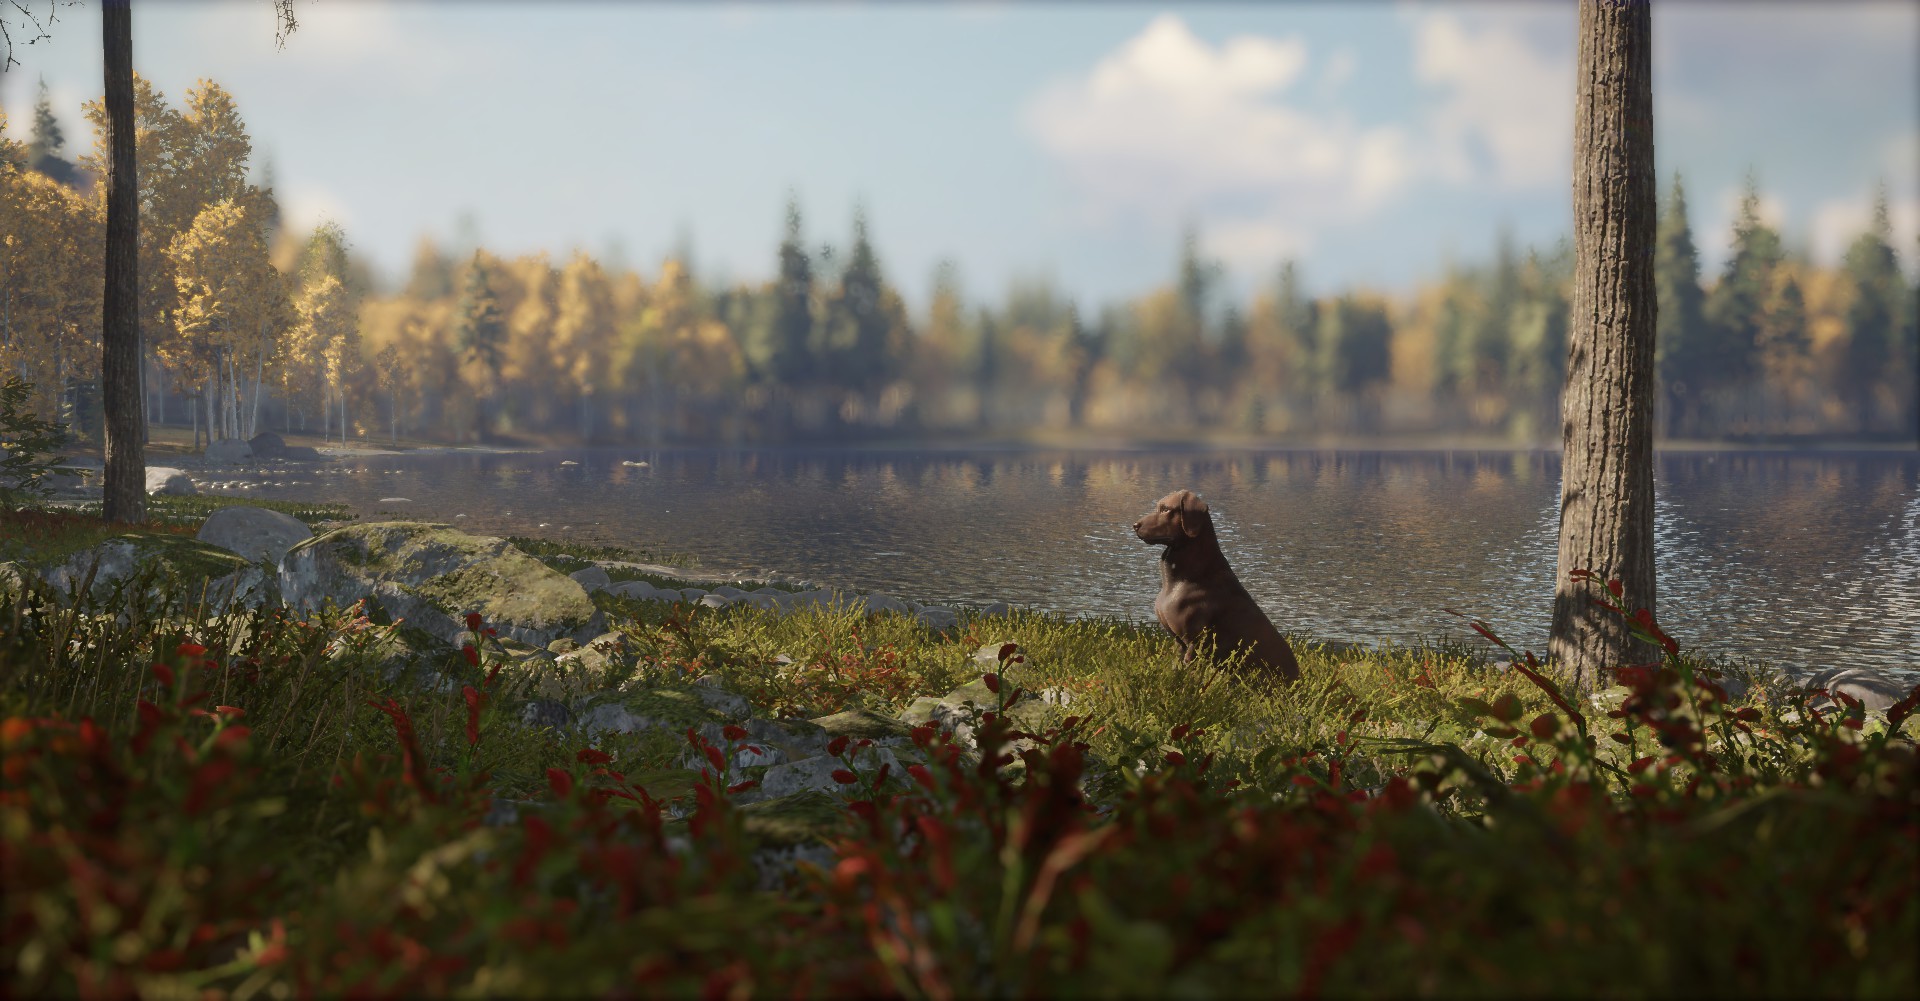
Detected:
[
  {"left": 1551, "top": 0, "right": 1661, "bottom": 693},
  {"left": 100, "top": 0, "right": 145, "bottom": 523}
]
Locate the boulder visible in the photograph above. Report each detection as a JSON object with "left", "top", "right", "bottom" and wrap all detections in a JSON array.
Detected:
[
  {"left": 914, "top": 606, "right": 960, "bottom": 631},
  {"left": 862, "top": 592, "right": 910, "bottom": 614},
  {"left": 196, "top": 505, "right": 314, "bottom": 565},
  {"left": 203, "top": 439, "right": 253, "bottom": 465},
  {"left": 753, "top": 746, "right": 907, "bottom": 802},
  {"left": 568, "top": 565, "right": 612, "bottom": 592},
  {"left": 278, "top": 446, "right": 324, "bottom": 461},
  {"left": 689, "top": 673, "right": 752, "bottom": 720},
  {"left": 36, "top": 535, "right": 270, "bottom": 607},
  {"left": 247, "top": 431, "right": 287, "bottom": 458},
  {"left": 278, "top": 522, "right": 605, "bottom": 649},
  {"left": 145, "top": 467, "right": 197, "bottom": 496},
  {"left": 981, "top": 602, "right": 1012, "bottom": 618},
  {"left": 1798, "top": 667, "right": 1916, "bottom": 714}
]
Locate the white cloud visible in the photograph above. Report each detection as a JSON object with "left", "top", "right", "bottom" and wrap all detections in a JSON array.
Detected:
[
  {"left": 1022, "top": 13, "right": 1416, "bottom": 273},
  {"left": 280, "top": 181, "right": 354, "bottom": 237},
  {"left": 1318, "top": 48, "right": 1356, "bottom": 94},
  {"left": 1811, "top": 193, "right": 1920, "bottom": 274},
  {"left": 1411, "top": 12, "right": 1573, "bottom": 189}
]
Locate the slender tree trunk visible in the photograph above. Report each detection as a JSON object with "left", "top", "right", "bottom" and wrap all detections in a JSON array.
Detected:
[
  {"left": 100, "top": 0, "right": 145, "bottom": 522},
  {"left": 249, "top": 344, "right": 265, "bottom": 439},
  {"left": 1551, "top": 0, "right": 1661, "bottom": 693}
]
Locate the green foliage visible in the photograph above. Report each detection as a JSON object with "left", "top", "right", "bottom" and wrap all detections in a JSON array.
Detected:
[{"left": 0, "top": 377, "right": 71, "bottom": 509}]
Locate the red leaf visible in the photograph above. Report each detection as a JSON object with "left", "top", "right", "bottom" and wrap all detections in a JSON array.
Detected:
[
  {"left": 1491, "top": 693, "right": 1523, "bottom": 722},
  {"left": 908, "top": 764, "right": 935, "bottom": 789},
  {"left": 722, "top": 724, "right": 750, "bottom": 742},
  {"left": 462, "top": 685, "right": 482, "bottom": 747},
  {"left": 465, "top": 612, "right": 484, "bottom": 632},
  {"left": 1164, "top": 750, "right": 1187, "bottom": 767},
  {"left": 1733, "top": 707, "right": 1762, "bottom": 723},
  {"left": 1629, "top": 756, "right": 1656, "bottom": 774},
  {"left": 1170, "top": 723, "right": 1191, "bottom": 742},
  {"left": 831, "top": 769, "right": 859, "bottom": 785},
  {"left": 1610, "top": 732, "right": 1634, "bottom": 746},
  {"left": 998, "top": 642, "right": 1020, "bottom": 663},
  {"left": 1530, "top": 714, "right": 1559, "bottom": 740},
  {"left": 548, "top": 767, "right": 574, "bottom": 798},
  {"left": 461, "top": 644, "right": 480, "bottom": 667},
  {"left": 827, "top": 735, "right": 850, "bottom": 757},
  {"left": 703, "top": 744, "right": 726, "bottom": 773},
  {"left": 727, "top": 780, "right": 759, "bottom": 794},
  {"left": 152, "top": 664, "right": 175, "bottom": 688},
  {"left": 175, "top": 642, "right": 206, "bottom": 658},
  {"left": 576, "top": 747, "right": 613, "bottom": 765},
  {"left": 982, "top": 673, "right": 1001, "bottom": 693},
  {"left": 1606, "top": 579, "right": 1624, "bottom": 598}
]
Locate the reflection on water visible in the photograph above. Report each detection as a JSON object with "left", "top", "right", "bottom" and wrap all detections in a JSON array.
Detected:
[{"left": 244, "top": 448, "right": 1920, "bottom": 674}]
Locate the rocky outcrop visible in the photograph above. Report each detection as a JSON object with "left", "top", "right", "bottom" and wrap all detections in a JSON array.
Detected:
[
  {"left": 278, "top": 522, "right": 604, "bottom": 649},
  {"left": 196, "top": 505, "right": 314, "bottom": 565}
]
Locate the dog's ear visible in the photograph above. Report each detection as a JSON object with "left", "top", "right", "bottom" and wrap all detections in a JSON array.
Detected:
[{"left": 1176, "top": 491, "right": 1211, "bottom": 538}]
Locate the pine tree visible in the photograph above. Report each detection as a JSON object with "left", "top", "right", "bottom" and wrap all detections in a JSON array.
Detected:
[
  {"left": 1654, "top": 173, "right": 1709, "bottom": 437},
  {"left": 759, "top": 193, "right": 813, "bottom": 386},
  {"left": 455, "top": 252, "right": 504, "bottom": 440},
  {"left": 1702, "top": 174, "right": 1781, "bottom": 422},
  {"left": 26, "top": 79, "right": 77, "bottom": 187},
  {"left": 1837, "top": 184, "right": 1906, "bottom": 433}
]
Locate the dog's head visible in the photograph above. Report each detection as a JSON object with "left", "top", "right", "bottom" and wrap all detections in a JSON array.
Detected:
[{"left": 1133, "top": 489, "right": 1213, "bottom": 545}]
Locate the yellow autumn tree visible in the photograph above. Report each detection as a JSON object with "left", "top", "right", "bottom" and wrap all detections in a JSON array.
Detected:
[
  {"left": 0, "top": 144, "right": 103, "bottom": 423},
  {"left": 169, "top": 198, "right": 287, "bottom": 444}
]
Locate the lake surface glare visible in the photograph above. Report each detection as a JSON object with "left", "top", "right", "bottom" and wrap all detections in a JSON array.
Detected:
[{"left": 248, "top": 447, "right": 1920, "bottom": 676}]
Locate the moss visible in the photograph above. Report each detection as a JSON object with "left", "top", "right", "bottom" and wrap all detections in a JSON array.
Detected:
[
  {"left": 608, "top": 686, "right": 735, "bottom": 728},
  {"left": 810, "top": 708, "right": 915, "bottom": 743},
  {"left": 733, "top": 791, "right": 848, "bottom": 849}
]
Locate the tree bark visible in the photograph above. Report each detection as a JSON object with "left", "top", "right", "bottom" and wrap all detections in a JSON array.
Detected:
[
  {"left": 1551, "top": 0, "right": 1661, "bottom": 693},
  {"left": 100, "top": 0, "right": 145, "bottom": 523}
]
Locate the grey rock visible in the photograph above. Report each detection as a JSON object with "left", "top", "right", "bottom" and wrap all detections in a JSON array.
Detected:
[
  {"left": 519, "top": 699, "right": 575, "bottom": 731},
  {"left": 38, "top": 536, "right": 269, "bottom": 608},
  {"left": 914, "top": 606, "right": 960, "bottom": 631},
  {"left": 145, "top": 466, "right": 197, "bottom": 496},
  {"left": 711, "top": 585, "right": 746, "bottom": 599},
  {"left": 863, "top": 592, "right": 910, "bottom": 614},
  {"left": 690, "top": 674, "right": 752, "bottom": 720},
  {"left": 754, "top": 746, "right": 906, "bottom": 801},
  {"left": 1799, "top": 667, "right": 1916, "bottom": 713},
  {"left": 278, "top": 446, "right": 324, "bottom": 461},
  {"left": 203, "top": 439, "right": 253, "bottom": 465},
  {"left": 981, "top": 602, "right": 1011, "bottom": 618},
  {"left": 247, "top": 431, "right": 287, "bottom": 458},
  {"left": 196, "top": 505, "right": 313, "bottom": 565},
  {"left": 578, "top": 703, "right": 663, "bottom": 738},
  {"left": 568, "top": 566, "right": 612, "bottom": 592},
  {"left": 699, "top": 593, "right": 733, "bottom": 609},
  {"left": 679, "top": 587, "right": 707, "bottom": 601}
]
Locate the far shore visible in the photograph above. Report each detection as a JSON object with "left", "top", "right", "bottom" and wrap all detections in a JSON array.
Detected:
[{"left": 91, "top": 422, "right": 1920, "bottom": 463}]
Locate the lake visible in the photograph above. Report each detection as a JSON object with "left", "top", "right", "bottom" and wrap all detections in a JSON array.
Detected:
[{"left": 228, "top": 446, "right": 1920, "bottom": 676}]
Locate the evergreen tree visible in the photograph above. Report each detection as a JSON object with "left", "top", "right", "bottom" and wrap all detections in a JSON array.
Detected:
[
  {"left": 26, "top": 78, "right": 77, "bottom": 187},
  {"left": 752, "top": 193, "right": 813, "bottom": 385},
  {"left": 455, "top": 251, "right": 504, "bottom": 439},
  {"left": 1703, "top": 174, "right": 1781, "bottom": 407},
  {"left": 405, "top": 237, "right": 456, "bottom": 301},
  {"left": 1837, "top": 184, "right": 1907, "bottom": 432},
  {"left": 1654, "top": 173, "right": 1709, "bottom": 437},
  {"left": 1272, "top": 260, "right": 1316, "bottom": 399},
  {"left": 829, "top": 205, "right": 891, "bottom": 394}
]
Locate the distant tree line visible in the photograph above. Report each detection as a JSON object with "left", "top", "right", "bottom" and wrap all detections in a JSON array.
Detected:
[{"left": 3, "top": 79, "right": 1915, "bottom": 447}]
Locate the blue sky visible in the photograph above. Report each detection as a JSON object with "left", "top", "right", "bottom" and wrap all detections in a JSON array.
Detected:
[{"left": 3, "top": 1, "right": 1915, "bottom": 313}]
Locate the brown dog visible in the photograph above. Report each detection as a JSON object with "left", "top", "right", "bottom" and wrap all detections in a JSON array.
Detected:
[{"left": 1133, "top": 489, "right": 1301, "bottom": 684}]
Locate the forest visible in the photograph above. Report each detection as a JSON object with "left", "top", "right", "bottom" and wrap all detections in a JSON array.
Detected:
[{"left": 4, "top": 77, "right": 1916, "bottom": 448}]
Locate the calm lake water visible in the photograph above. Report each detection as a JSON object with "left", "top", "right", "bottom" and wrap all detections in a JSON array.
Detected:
[{"left": 231, "top": 447, "right": 1920, "bottom": 676}]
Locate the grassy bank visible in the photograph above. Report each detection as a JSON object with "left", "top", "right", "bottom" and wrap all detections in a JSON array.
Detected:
[{"left": 1, "top": 520, "right": 1915, "bottom": 997}]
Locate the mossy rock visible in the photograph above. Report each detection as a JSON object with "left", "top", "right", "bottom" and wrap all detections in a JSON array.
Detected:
[
  {"left": 279, "top": 521, "right": 604, "bottom": 650},
  {"left": 31, "top": 533, "right": 271, "bottom": 608},
  {"left": 733, "top": 791, "right": 849, "bottom": 849},
  {"left": 588, "top": 685, "right": 738, "bottom": 730},
  {"left": 810, "top": 707, "right": 916, "bottom": 745}
]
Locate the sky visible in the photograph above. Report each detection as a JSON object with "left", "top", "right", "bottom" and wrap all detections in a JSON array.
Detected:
[{"left": 2, "top": 0, "right": 1916, "bottom": 314}]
